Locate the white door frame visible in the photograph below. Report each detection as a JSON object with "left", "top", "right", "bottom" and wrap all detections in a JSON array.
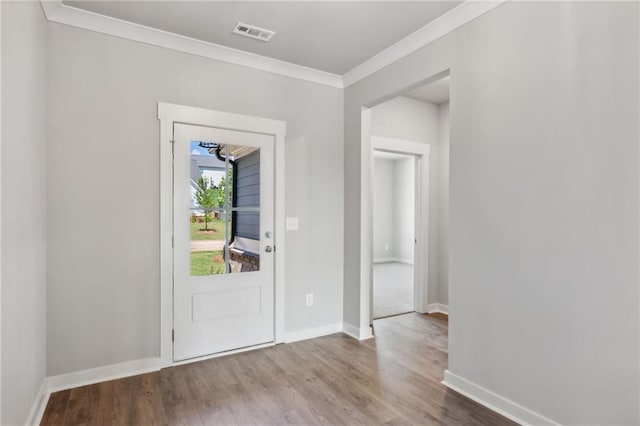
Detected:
[
  {"left": 370, "top": 139, "right": 429, "bottom": 322},
  {"left": 158, "top": 102, "right": 286, "bottom": 367},
  {"left": 360, "top": 111, "right": 430, "bottom": 334}
]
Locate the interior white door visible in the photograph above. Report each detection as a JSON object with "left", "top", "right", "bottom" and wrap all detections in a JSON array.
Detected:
[{"left": 173, "top": 123, "right": 275, "bottom": 362}]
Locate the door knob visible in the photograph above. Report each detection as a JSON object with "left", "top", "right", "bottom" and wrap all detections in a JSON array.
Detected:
[{"left": 265, "top": 246, "right": 273, "bottom": 253}]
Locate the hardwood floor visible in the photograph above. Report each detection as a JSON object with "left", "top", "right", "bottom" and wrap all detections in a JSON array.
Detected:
[{"left": 41, "top": 313, "right": 515, "bottom": 425}]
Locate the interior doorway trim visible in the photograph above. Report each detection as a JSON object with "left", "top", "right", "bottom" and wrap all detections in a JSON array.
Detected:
[
  {"left": 158, "top": 102, "right": 286, "bottom": 366},
  {"left": 361, "top": 126, "right": 431, "bottom": 333}
]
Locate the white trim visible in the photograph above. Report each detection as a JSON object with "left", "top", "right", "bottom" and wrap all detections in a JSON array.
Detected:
[
  {"left": 442, "top": 370, "right": 560, "bottom": 426},
  {"left": 425, "top": 303, "right": 449, "bottom": 315},
  {"left": 372, "top": 136, "right": 431, "bottom": 157},
  {"left": 373, "top": 257, "right": 396, "bottom": 264},
  {"left": 342, "top": 322, "right": 374, "bottom": 341},
  {"left": 39, "top": 0, "right": 506, "bottom": 88},
  {"left": 373, "top": 257, "right": 414, "bottom": 265},
  {"left": 40, "top": 0, "right": 342, "bottom": 88},
  {"left": 274, "top": 124, "right": 286, "bottom": 349},
  {"left": 25, "top": 379, "right": 49, "bottom": 426},
  {"left": 158, "top": 102, "right": 286, "bottom": 367},
  {"left": 342, "top": 322, "right": 360, "bottom": 339},
  {"left": 360, "top": 108, "right": 374, "bottom": 339},
  {"left": 48, "top": 358, "right": 163, "bottom": 393},
  {"left": 171, "top": 342, "right": 275, "bottom": 367},
  {"left": 284, "top": 323, "right": 343, "bottom": 343},
  {"left": 342, "top": 0, "right": 507, "bottom": 87},
  {"left": 0, "top": 1, "right": 3, "bottom": 422}
]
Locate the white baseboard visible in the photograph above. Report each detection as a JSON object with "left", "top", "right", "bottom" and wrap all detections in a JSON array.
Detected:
[
  {"left": 342, "top": 322, "right": 375, "bottom": 340},
  {"left": 342, "top": 322, "right": 360, "bottom": 339},
  {"left": 48, "top": 357, "right": 163, "bottom": 393},
  {"left": 172, "top": 343, "right": 275, "bottom": 367},
  {"left": 33, "top": 322, "right": 371, "bottom": 421},
  {"left": 442, "top": 370, "right": 559, "bottom": 426},
  {"left": 373, "top": 257, "right": 414, "bottom": 265},
  {"left": 25, "top": 378, "right": 49, "bottom": 426},
  {"left": 284, "top": 323, "right": 343, "bottom": 343},
  {"left": 426, "top": 303, "right": 449, "bottom": 315}
]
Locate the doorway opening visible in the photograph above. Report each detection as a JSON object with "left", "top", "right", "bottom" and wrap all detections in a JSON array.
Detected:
[
  {"left": 372, "top": 150, "right": 416, "bottom": 319},
  {"left": 361, "top": 72, "right": 450, "bottom": 334}
]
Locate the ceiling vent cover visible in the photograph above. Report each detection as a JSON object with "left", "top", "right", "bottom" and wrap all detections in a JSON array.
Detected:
[{"left": 233, "top": 22, "right": 275, "bottom": 42}]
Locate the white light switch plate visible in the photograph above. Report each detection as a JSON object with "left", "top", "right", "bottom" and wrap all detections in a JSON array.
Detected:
[{"left": 286, "top": 217, "right": 299, "bottom": 231}]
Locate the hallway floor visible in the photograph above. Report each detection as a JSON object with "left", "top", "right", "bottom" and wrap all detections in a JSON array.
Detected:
[
  {"left": 41, "top": 313, "right": 515, "bottom": 425},
  {"left": 373, "top": 261, "right": 414, "bottom": 318}
]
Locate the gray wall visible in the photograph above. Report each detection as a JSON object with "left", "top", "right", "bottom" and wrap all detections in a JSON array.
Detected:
[
  {"left": 344, "top": 2, "right": 638, "bottom": 424},
  {"left": 372, "top": 156, "right": 415, "bottom": 263},
  {"left": 392, "top": 157, "right": 415, "bottom": 263},
  {"left": 1, "top": 2, "right": 48, "bottom": 424},
  {"left": 373, "top": 158, "right": 394, "bottom": 260},
  {"left": 47, "top": 23, "right": 344, "bottom": 375},
  {"left": 371, "top": 96, "right": 439, "bottom": 142}
]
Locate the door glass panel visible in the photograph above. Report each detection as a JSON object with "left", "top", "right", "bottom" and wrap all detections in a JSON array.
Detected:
[
  {"left": 190, "top": 208, "right": 227, "bottom": 276},
  {"left": 189, "top": 141, "right": 261, "bottom": 276},
  {"left": 189, "top": 141, "right": 227, "bottom": 276}
]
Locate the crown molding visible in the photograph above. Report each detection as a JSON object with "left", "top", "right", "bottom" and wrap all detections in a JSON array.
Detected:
[
  {"left": 342, "top": 0, "right": 507, "bottom": 87},
  {"left": 40, "top": 0, "right": 344, "bottom": 89},
  {"left": 40, "top": 0, "right": 507, "bottom": 90}
]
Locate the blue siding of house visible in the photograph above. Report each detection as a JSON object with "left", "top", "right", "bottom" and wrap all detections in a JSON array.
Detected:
[{"left": 234, "top": 150, "right": 260, "bottom": 240}]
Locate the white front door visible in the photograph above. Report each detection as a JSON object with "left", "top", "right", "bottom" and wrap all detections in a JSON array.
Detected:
[{"left": 173, "top": 123, "right": 275, "bottom": 362}]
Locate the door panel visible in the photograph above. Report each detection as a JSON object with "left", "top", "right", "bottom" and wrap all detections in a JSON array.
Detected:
[{"left": 173, "top": 123, "right": 274, "bottom": 361}]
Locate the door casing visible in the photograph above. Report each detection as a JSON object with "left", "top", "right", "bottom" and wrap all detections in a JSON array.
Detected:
[
  {"left": 158, "top": 102, "right": 286, "bottom": 367},
  {"left": 369, "top": 136, "right": 430, "bottom": 325},
  {"left": 359, "top": 114, "right": 430, "bottom": 337}
]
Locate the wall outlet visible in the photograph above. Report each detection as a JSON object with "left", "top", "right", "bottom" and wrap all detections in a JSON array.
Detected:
[
  {"left": 305, "top": 293, "right": 314, "bottom": 307},
  {"left": 286, "top": 217, "right": 299, "bottom": 231}
]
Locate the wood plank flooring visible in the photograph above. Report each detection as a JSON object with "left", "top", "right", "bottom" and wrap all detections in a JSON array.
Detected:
[{"left": 41, "top": 313, "right": 515, "bottom": 425}]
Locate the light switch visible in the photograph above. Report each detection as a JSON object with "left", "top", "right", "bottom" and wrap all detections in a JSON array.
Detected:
[{"left": 286, "top": 217, "right": 299, "bottom": 231}]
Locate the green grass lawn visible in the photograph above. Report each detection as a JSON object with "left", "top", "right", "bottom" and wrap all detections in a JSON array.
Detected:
[
  {"left": 191, "top": 251, "right": 225, "bottom": 276},
  {"left": 190, "top": 218, "right": 225, "bottom": 241}
]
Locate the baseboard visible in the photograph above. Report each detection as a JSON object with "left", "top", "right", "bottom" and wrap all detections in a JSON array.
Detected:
[
  {"left": 342, "top": 322, "right": 360, "bottom": 339},
  {"left": 43, "top": 323, "right": 344, "bottom": 393},
  {"left": 25, "top": 378, "right": 49, "bottom": 426},
  {"left": 442, "top": 370, "right": 559, "bottom": 426},
  {"left": 48, "top": 357, "right": 163, "bottom": 393},
  {"left": 342, "top": 322, "right": 375, "bottom": 340},
  {"left": 373, "top": 257, "right": 414, "bottom": 265},
  {"left": 284, "top": 323, "right": 343, "bottom": 343},
  {"left": 426, "top": 303, "right": 449, "bottom": 315}
]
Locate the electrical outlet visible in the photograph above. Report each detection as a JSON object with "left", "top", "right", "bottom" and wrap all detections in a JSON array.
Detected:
[{"left": 305, "top": 293, "right": 314, "bottom": 307}]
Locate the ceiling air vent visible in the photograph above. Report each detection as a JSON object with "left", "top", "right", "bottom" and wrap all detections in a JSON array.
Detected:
[{"left": 233, "top": 22, "right": 275, "bottom": 42}]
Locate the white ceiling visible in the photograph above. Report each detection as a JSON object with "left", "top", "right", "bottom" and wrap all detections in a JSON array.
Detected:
[
  {"left": 405, "top": 76, "right": 450, "bottom": 104},
  {"left": 62, "top": 1, "right": 463, "bottom": 75}
]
